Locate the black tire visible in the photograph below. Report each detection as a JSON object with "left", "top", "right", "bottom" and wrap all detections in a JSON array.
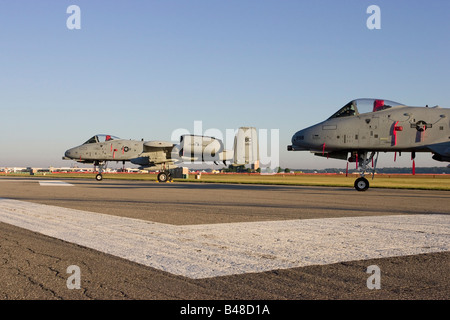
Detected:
[
  {"left": 95, "top": 174, "right": 103, "bottom": 181},
  {"left": 354, "top": 177, "right": 369, "bottom": 191},
  {"left": 157, "top": 172, "right": 168, "bottom": 183}
]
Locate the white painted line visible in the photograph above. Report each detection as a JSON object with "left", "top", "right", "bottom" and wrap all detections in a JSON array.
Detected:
[
  {"left": 38, "top": 180, "right": 73, "bottom": 186},
  {"left": 0, "top": 198, "right": 449, "bottom": 279}
]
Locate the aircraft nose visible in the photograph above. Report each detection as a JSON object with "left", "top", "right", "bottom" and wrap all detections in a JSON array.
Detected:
[
  {"left": 64, "top": 149, "right": 74, "bottom": 159},
  {"left": 289, "top": 128, "right": 315, "bottom": 151},
  {"left": 292, "top": 130, "right": 305, "bottom": 146}
]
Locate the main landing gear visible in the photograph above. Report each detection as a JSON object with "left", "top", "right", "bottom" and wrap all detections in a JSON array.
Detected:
[
  {"left": 156, "top": 163, "right": 173, "bottom": 183},
  {"left": 92, "top": 161, "right": 173, "bottom": 183},
  {"left": 157, "top": 171, "right": 171, "bottom": 183},
  {"left": 351, "top": 151, "right": 379, "bottom": 192}
]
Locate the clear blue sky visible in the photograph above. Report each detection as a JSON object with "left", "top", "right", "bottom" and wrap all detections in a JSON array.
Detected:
[{"left": 1, "top": 0, "right": 449, "bottom": 169}]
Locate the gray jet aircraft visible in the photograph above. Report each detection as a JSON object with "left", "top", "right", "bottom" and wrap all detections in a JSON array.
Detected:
[
  {"left": 288, "top": 98, "right": 450, "bottom": 191},
  {"left": 63, "top": 128, "right": 259, "bottom": 182}
]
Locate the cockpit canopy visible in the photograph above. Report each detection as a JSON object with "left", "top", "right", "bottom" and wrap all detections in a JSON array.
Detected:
[
  {"left": 83, "top": 134, "right": 121, "bottom": 145},
  {"left": 328, "top": 99, "right": 404, "bottom": 119}
]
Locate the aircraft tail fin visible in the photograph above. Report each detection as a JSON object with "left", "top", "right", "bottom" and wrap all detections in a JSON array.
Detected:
[{"left": 232, "top": 127, "right": 260, "bottom": 167}]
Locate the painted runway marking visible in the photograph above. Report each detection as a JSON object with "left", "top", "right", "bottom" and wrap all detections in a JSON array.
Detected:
[
  {"left": 38, "top": 180, "right": 74, "bottom": 186},
  {"left": 0, "top": 198, "right": 449, "bottom": 279},
  {"left": 0, "top": 179, "right": 73, "bottom": 186}
]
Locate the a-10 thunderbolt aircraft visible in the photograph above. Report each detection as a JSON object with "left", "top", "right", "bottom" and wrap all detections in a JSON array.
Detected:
[
  {"left": 288, "top": 98, "right": 450, "bottom": 191},
  {"left": 63, "top": 127, "right": 259, "bottom": 182}
]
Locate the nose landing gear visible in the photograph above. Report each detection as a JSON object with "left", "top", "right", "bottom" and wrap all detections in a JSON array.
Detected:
[
  {"left": 352, "top": 151, "right": 379, "bottom": 191},
  {"left": 94, "top": 161, "right": 107, "bottom": 181}
]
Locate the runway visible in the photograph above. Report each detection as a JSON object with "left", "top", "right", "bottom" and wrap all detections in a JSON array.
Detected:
[{"left": 0, "top": 177, "right": 449, "bottom": 301}]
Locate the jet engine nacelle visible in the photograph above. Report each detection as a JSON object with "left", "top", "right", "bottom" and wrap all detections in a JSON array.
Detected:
[{"left": 179, "top": 134, "right": 224, "bottom": 161}]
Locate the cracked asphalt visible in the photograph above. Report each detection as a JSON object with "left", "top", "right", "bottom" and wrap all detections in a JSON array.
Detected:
[{"left": 0, "top": 177, "right": 449, "bottom": 301}]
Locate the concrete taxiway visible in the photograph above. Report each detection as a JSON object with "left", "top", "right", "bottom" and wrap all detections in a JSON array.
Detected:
[{"left": 0, "top": 177, "right": 449, "bottom": 300}]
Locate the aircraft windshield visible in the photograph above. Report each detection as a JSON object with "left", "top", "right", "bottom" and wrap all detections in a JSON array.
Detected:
[
  {"left": 328, "top": 99, "right": 403, "bottom": 119},
  {"left": 83, "top": 134, "right": 121, "bottom": 144}
]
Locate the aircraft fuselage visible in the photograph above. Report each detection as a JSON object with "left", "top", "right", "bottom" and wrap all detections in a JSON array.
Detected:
[
  {"left": 289, "top": 106, "right": 450, "bottom": 160},
  {"left": 64, "top": 139, "right": 145, "bottom": 162},
  {"left": 288, "top": 99, "right": 450, "bottom": 191}
]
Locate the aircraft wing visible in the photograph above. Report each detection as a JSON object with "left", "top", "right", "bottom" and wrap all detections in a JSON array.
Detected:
[
  {"left": 143, "top": 141, "right": 175, "bottom": 150},
  {"left": 129, "top": 141, "right": 177, "bottom": 169}
]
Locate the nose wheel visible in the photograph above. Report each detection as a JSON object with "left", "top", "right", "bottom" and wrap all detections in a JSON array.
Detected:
[
  {"left": 93, "top": 161, "right": 107, "bottom": 182},
  {"left": 352, "top": 151, "right": 378, "bottom": 191},
  {"left": 354, "top": 177, "right": 369, "bottom": 191}
]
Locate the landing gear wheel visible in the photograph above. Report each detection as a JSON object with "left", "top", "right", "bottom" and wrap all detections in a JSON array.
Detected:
[
  {"left": 157, "top": 172, "right": 168, "bottom": 183},
  {"left": 354, "top": 177, "right": 369, "bottom": 191},
  {"left": 95, "top": 173, "right": 103, "bottom": 181}
]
